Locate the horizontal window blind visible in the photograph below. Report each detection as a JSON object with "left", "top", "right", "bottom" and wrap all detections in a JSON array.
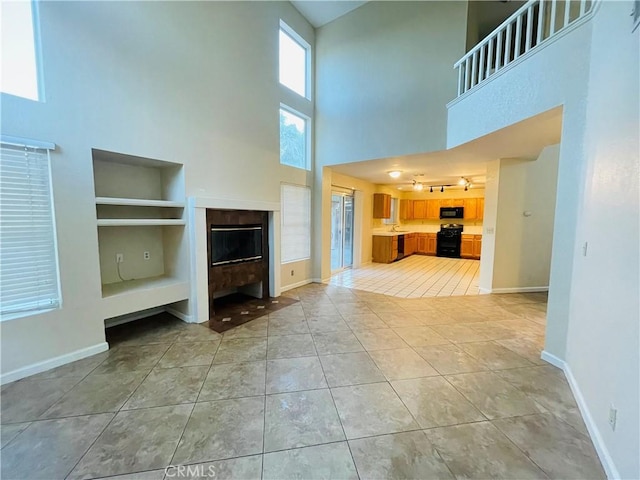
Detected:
[
  {"left": 1, "top": 143, "right": 60, "bottom": 317},
  {"left": 281, "top": 184, "right": 311, "bottom": 263}
]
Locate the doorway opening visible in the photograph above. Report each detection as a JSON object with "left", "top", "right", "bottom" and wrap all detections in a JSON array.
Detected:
[{"left": 331, "top": 192, "right": 354, "bottom": 273}]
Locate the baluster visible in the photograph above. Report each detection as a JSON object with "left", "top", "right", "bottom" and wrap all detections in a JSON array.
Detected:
[
  {"left": 495, "top": 29, "right": 503, "bottom": 71},
  {"left": 487, "top": 37, "right": 494, "bottom": 78},
  {"left": 580, "top": 0, "right": 587, "bottom": 15},
  {"left": 550, "top": 0, "right": 557, "bottom": 35},
  {"left": 457, "top": 65, "right": 463, "bottom": 96},
  {"left": 525, "top": 5, "right": 533, "bottom": 52},
  {"left": 564, "top": 0, "right": 571, "bottom": 27},
  {"left": 537, "top": 0, "right": 545, "bottom": 44},
  {"left": 478, "top": 45, "right": 485, "bottom": 82},
  {"left": 471, "top": 51, "right": 478, "bottom": 87},
  {"left": 514, "top": 14, "right": 523, "bottom": 58},
  {"left": 504, "top": 22, "right": 512, "bottom": 65},
  {"left": 465, "top": 57, "right": 471, "bottom": 92}
]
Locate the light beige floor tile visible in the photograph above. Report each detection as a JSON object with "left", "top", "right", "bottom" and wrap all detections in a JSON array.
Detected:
[
  {"left": 331, "top": 382, "right": 419, "bottom": 439},
  {"left": 0, "top": 422, "right": 30, "bottom": 449},
  {"left": 392, "top": 326, "right": 450, "bottom": 347},
  {"left": 353, "top": 329, "right": 409, "bottom": 351},
  {"left": 92, "top": 344, "right": 170, "bottom": 374},
  {"left": 268, "top": 317, "right": 310, "bottom": 336},
  {"left": 122, "top": 366, "right": 208, "bottom": 410},
  {"left": 335, "top": 302, "right": 374, "bottom": 316},
  {"left": 267, "top": 334, "right": 316, "bottom": 359},
  {"left": 376, "top": 312, "right": 424, "bottom": 327},
  {"left": 174, "top": 324, "right": 223, "bottom": 343},
  {"left": 266, "top": 357, "right": 327, "bottom": 394},
  {"left": 263, "top": 442, "right": 358, "bottom": 480},
  {"left": 319, "top": 352, "right": 385, "bottom": 387},
  {"left": 349, "top": 431, "right": 454, "bottom": 479},
  {"left": 173, "top": 398, "right": 263, "bottom": 464},
  {"left": 493, "top": 413, "right": 605, "bottom": 479},
  {"left": 446, "top": 371, "right": 545, "bottom": 419},
  {"left": 306, "top": 315, "right": 351, "bottom": 333},
  {"left": 430, "top": 324, "right": 492, "bottom": 343},
  {"left": 222, "top": 317, "right": 268, "bottom": 339},
  {"left": 1, "top": 414, "right": 113, "bottom": 480},
  {"left": 392, "top": 377, "right": 485, "bottom": 428},
  {"left": 495, "top": 337, "right": 547, "bottom": 365},
  {"left": 264, "top": 389, "right": 344, "bottom": 452},
  {"left": 459, "top": 341, "right": 534, "bottom": 370},
  {"left": 70, "top": 404, "right": 193, "bottom": 479},
  {"left": 157, "top": 341, "right": 219, "bottom": 368},
  {"left": 198, "top": 361, "right": 266, "bottom": 401},
  {"left": 343, "top": 313, "right": 388, "bottom": 330},
  {"left": 28, "top": 352, "right": 109, "bottom": 380},
  {"left": 96, "top": 470, "right": 166, "bottom": 480},
  {"left": 213, "top": 337, "right": 267, "bottom": 364},
  {"left": 312, "top": 331, "right": 364, "bottom": 355},
  {"left": 301, "top": 303, "right": 340, "bottom": 317},
  {"left": 426, "top": 421, "right": 548, "bottom": 479},
  {"left": 167, "top": 456, "right": 262, "bottom": 480},
  {"left": 414, "top": 344, "right": 488, "bottom": 375},
  {"left": 368, "top": 348, "right": 438, "bottom": 380}
]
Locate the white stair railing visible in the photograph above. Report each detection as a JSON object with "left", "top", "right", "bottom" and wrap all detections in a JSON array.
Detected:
[{"left": 454, "top": 0, "right": 595, "bottom": 97}]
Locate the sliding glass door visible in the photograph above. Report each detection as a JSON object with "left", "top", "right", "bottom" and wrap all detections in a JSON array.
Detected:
[{"left": 331, "top": 192, "right": 354, "bottom": 272}]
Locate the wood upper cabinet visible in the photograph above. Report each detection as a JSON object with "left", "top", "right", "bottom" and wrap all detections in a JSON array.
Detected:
[
  {"left": 452, "top": 198, "right": 464, "bottom": 207},
  {"left": 399, "top": 199, "right": 413, "bottom": 220},
  {"left": 461, "top": 234, "right": 474, "bottom": 258},
  {"left": 473, "top": 235, "right": 482, "bottom": 259},
  {"left": 426, "top": 199, "right": 440, "bottom": 219},
  {"left": 413, "top": 200, "right": 426, "bottom": 219},
  {"left": 439, "top": 198, "right": 454, "bottom": 207},
  {"left": 426, "top": 233, "right": 437, "bottom": 255},
  {"left": 477, "top": 198, "right": 484, "bottom": 220},
  {"left": 463, "top": 198, "right": 478, "bottom": 220},
  {"left": 373, "top": 193, "right": 392, "bottom": 219}
]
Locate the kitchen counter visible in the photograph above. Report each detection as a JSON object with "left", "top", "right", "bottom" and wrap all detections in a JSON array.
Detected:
[{"left": 372, "top": 226, "right": 484, "bottom": 236}]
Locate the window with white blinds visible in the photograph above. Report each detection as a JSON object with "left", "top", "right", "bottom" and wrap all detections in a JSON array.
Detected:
[
  {"left": 1, "top": 141, "right": 60, "bottom": 318},
  {"left": 281, "top": 184, "right": 311, "bottom": 263}
]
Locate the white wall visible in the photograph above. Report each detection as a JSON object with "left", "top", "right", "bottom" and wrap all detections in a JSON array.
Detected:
[
  {"left": 315, "top": 0, "right": 468, "bottom": 167},
  {"left": 492, "top": 145, "right": 559, "bottom": 290},
  {"left": 0, "top": 1, "right": 314, "bottom": 378},
  {"left": 564, "top": 2, "right": 639, "bottom": 477}
]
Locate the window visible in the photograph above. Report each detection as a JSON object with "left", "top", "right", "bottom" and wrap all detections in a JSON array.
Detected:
[
  {"left": 279, "top": 21, "right": 310, "bottom": 98},
  {"left": 280, "top": 106, "right": 309, "bottom": 169},
  {"left": 382, "top": 198, "right": 399, "bottom": 225},
  {"left": 1, "top": 1, "right": 41, "bottom": 101},
  {"left": 1, "top": 139, "right": 60, "bottom": 318},
  {"left": 281, "top": 184, "right": 311, "bottom": 263}
]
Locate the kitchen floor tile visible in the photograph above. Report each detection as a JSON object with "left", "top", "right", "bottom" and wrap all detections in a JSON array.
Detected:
[{"left": 263, "top": 442, "right": 358, "bottom": 480}]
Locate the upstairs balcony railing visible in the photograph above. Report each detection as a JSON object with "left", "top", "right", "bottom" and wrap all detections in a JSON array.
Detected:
[{"left": 454, "top": 0, "right": 596, "bottom": 97}]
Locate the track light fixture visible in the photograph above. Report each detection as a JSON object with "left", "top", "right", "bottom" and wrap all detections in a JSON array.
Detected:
[
  {"left": 440, "top": 186, "right": 444, "bottom": 193},
  {"left": 429, "top": 186, "right": 433, "bottom": 193}
]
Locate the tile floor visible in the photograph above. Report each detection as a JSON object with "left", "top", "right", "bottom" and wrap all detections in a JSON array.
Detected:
[
  {"left": 0, "top": 284, "right": 605, "bottom": 480},
  {"left": 329, "top": 255, "right": 481, "bottom": 297}
]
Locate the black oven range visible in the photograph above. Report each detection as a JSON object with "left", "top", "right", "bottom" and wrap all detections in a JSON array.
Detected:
[{"left": 436, "top": 224, "right": 464, "bottom": 258}]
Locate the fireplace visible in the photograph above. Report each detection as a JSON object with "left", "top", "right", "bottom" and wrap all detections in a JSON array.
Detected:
[{"left": 206, "top": 209, "right": 269, "bottom": 319}]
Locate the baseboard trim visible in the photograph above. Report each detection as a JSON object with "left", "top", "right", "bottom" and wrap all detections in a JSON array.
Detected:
[
  {"left": 540, "top": 350, "right": 620, "bottom": 479},
  {"left": 104, "top": 307, "right": 166, "bottom": 328},
  {"left": 165, "top": 307, "right": 194, "bottom": 324},
  {"left": 1, "top": 342, "right": 109, "bottom": 386},
  {"left": 280, "top": 279, "right": 313, "bottom": 293},
  {"left": 491, "top": 286, "right": 549, "bottom": 294},
  {"left": 479, "top": 287, "right": 492, "bottom": 294}
]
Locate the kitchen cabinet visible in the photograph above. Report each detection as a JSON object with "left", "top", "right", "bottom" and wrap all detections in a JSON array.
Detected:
[
  {"left": 417, "top": 233, "right": 428, "bottom": 253},
  {"left": 405, "top": 233, "right": 416, "bottom": 255},
  {"left": 372, "top": 235, "right": 398, "bottom": 263},
  {"left": 477, "top": 198, "right": 484, "bottom": 220},
  {"left": 426, "top": 200, "right": 440, "bottom": 219},
  {"left": 463, "top": 198, "right": 478, "bottom": 220},
  {"left": 440, "top": 199, "right": 454, "bottom": 207},
  {"left": 373, "top": 193, "right": 391, "bottom": 219},
  {"left": 461, "top": 234, "right": 474, "bottom": 258},
  {"left": 473, "top": 235, "right": 482, "bottom": 259},
  {"left": 426, "top": 233, "right": 437, "bottom": 255},
  {"left": 461, "top": 234, "right": 482, "bottom": 259},
  {"left": 399, "top": 199, "right": 413, "bottom": 220},
  {"left": 413, "top": 200, "right": 426, "bottom": 219}
]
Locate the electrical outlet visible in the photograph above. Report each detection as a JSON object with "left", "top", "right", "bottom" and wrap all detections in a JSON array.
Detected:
[
  {"left": 486, "top": 227, "right": 495, "bottom": 235},
  {"left": 116, "top": 253, "right": 124, "bottom": 264},
  {"left": 609, "top": 404, "right": 617, "bottom": 431},
  {"left": 290, "top": 270, "right": 294, "bottom": 276},
  {"left": 144, "top": 251, "right": 150, "bottom": 260}
]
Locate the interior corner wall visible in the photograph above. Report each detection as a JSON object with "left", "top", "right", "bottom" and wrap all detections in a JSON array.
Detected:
[
  {"left": 478, "top": 159, "right": 501, "bottom": 292},
  {"left": 492, "top": 145, "right": 559, "bottom": 290},
  {"left": 0, "top": 1, "right": 314, "bottom": 379},
  {"left": 315, "top": 0, "right": 468, "bottom": 167},
  {"left": 563, "top": 2, "right": 639, "bottom": 477}
]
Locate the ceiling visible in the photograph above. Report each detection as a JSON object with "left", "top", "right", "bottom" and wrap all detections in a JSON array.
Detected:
[
  {"left": 290, "top": 1, "right": 368, "bottom": 28},
  {"left": 329, "top": 107, "right": 563, "bottom": 189}
]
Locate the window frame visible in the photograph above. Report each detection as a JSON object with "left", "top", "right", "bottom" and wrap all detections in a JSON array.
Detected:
[
  {"left": 278, "top": 20, "right": 312, "bottom": 100},
  {"left": 0, "top": 136, "right": 61, "bottom": 321},
  {"left": 279, "top": 104, "right": 311, "bottom": 171},
  {"left": 280, "top": 183, "right": 312, "bottom": 264}
]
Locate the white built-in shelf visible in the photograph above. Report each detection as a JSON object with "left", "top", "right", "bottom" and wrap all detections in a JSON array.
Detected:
[
  {"left": 101, "top": 275, "right": 189, "bottom": 298},
  {"left": 95, "top": 197, "right": 185, "bottom": 208},
  {"left": 97, "top": 219, "right": 186, "bottom": 227}
]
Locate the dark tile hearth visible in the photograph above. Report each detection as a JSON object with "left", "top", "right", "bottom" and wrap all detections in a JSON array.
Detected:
[{"left": 209, "top": 293, "right": 298, "bottom": 333}]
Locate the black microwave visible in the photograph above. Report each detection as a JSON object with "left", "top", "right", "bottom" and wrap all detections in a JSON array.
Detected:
[{"left": 440, "top": 207, "right": 464, "bottom": 219}]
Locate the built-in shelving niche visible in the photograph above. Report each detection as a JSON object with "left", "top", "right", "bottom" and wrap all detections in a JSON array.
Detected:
[{"left": 92, "top": 149, "right": 189, "bottom": 320}]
